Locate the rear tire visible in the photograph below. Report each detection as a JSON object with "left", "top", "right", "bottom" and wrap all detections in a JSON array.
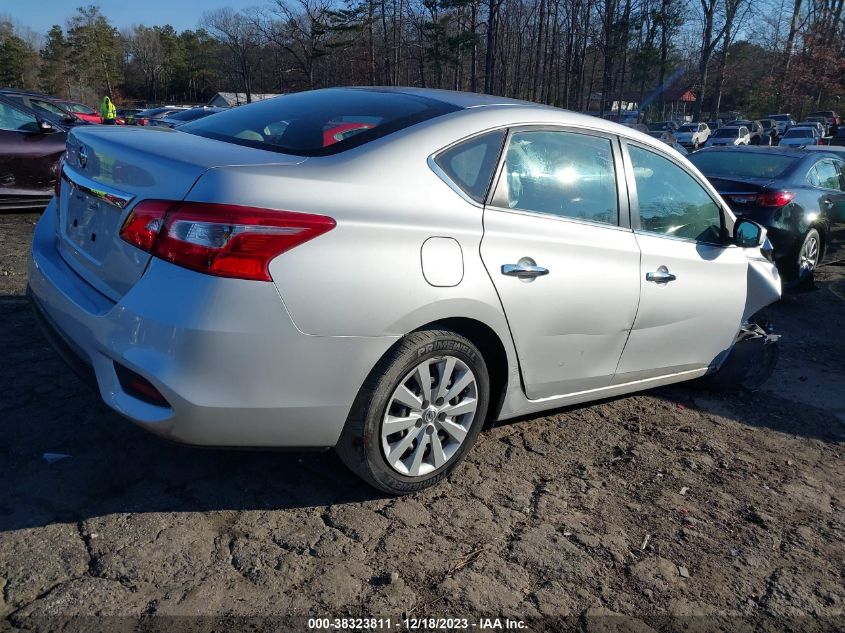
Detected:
[
  {"left": 336, "top": 328, "right": 490, "bottom": 494},
  {"left": 792, "top": 228, "right": 821, "bottom": 290}
]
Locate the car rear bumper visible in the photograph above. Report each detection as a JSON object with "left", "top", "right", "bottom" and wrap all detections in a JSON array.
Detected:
[{"left": 28, "top": 199, "right": 396, "bottom": 447}]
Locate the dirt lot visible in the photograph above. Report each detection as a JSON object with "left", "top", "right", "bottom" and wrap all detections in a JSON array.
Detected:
[{"left": 1, "top": 210, "right": 844, "bottom": 632}]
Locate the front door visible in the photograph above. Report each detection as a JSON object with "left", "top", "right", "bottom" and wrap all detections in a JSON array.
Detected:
[
  {"left": 481, "top": 128, "right": 641, "bottom": 399},
  {"left": 614, "top": 142, "right": 749, "bottom": 383}
]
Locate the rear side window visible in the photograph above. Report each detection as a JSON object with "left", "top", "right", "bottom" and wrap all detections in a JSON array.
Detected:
[
  {"left": 814, "top": 160, "right": 843, "bottom": 190},
  {"left": 434, "top": 130, "right": 504, "bottom": 203},
  {"left": 182, "top": 89, "right": 460, "bottom": 156},
  {"left": 629, "top": 145, "right": 724, "bottom": 244},
  {"left": 493, "top": 130, "right": 619, "bottom": 225}
]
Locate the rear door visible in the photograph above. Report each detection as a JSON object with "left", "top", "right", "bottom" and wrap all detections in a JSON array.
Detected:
[
  {"left": 809, "top": 157, "right": 845, "bottom": 223},
  {"left": 614, "top": 141, "right": 748, "bottom": 382},
  {"left": 480, "top": 127, "right": 641, "bottom": 399}
]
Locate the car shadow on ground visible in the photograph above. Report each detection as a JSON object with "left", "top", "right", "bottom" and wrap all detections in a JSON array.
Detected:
[{"left": 1, "top": 290, "right": 843, "bottom": 534}]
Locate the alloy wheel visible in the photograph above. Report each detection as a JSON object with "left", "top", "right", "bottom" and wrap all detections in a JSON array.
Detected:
[
  {"left": 799, "top": 234, "right": 820, "bottom": 272},
  {"left": 381, "top": 355, "right": 478, "bottom": 477}
]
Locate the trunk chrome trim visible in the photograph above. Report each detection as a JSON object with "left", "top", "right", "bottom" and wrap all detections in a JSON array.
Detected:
[{"left": 62, "top": 165, "right": 135, "bottom": 210}]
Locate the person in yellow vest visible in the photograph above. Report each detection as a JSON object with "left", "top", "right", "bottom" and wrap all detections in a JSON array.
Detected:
[{"left": 100, "top": 96, "right": 116, "bottom": 125}]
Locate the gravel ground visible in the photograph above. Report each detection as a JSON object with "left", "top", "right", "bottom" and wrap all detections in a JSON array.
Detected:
[{"left": 1, "top": 210, "right": 844, "bottom": 632}]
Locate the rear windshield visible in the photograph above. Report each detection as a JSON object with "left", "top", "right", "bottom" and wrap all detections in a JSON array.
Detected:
[
  {"left": 169, "top": 108, "right": 220, "bottom": 122},
  {"left": 181, "top": 89, "right": 460, "bottom": 156},
  {"left": 688, "top": 151, "right": 797, "bottom": 179}
]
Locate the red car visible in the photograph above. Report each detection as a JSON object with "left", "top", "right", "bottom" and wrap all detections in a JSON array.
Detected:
[
  {"left": 57, "top": 100, "right": 127, "bottom": 125},
  {"left": 56, "top": 100, "right": 102, "bottom": 124},
  {"left": 322, "top": 121, "right": 374, "bottom": 146}
]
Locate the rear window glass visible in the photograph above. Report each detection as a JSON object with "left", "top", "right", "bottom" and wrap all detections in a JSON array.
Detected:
[
  {"left": 688, "top": 151, "right": 797, "bottom": 179},
  {"left": 434, "top": 130, "right": 505, "bottom": 203},
  {"left": 182, "top": 89, "right": 460, "bottom": 156}
]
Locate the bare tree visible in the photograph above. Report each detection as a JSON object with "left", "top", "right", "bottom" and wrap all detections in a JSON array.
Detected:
[{"left": 202, "top": 7, "right": 259, "bottom": 102}]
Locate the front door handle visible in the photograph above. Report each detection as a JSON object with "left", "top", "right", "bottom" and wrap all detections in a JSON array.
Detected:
[
  {"left": 645, "top": 265, "right": 677, "bottom": 283},
  {"left": 502, "top": 257, "right": 549, "bottom": 280}
]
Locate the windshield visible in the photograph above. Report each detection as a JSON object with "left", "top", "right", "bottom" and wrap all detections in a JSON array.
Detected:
[
  {"left": 688, "top": 151, "right": 797, "bottom": 179},
  {"left": 182, "top": 89, "right": 460, "bottom": 156},
  {"left": 713, "top": 129, "right": 739, "bottom": 138},
  {"left": 784, "top": 129, "right": 813, "bottom": 138},
  {"left": 65, "top": 102, "right": 95, "bottom": 114}
]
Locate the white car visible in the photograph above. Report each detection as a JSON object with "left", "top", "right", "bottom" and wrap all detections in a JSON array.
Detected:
[
  {"left": 674, "top": 122, "right": 710, "bottom": 149},
  {"left": 706, "top": 126, "right": 750, "bottom": 147},
  {"left": 778, "top": 126, "right": 820, "bottom": 148},
  {"left": 768, "top": 114, "right": 795, "bottom": 135}
]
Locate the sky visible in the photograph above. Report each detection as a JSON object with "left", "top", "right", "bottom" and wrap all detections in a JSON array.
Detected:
[{"left": 4, "top": 0, "right": 263, "bottom": 36}]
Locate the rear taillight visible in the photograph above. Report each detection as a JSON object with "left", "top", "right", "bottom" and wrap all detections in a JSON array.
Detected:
[
  {"left": 119, "top": 200, "right": 170, "bottom": 252},
  {"left": 757, "top": 191, "right": 795, "bottom": 207},
  {"left": 137, "top": 118, "right": 147, "bottom": 126},
  {"left": 119, "top": 201, "right": 335, "bottom": 281}
]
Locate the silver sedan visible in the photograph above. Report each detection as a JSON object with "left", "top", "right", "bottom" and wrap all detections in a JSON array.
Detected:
[{"left": 28, "top": 87, "right": 781, "bottom": 493}]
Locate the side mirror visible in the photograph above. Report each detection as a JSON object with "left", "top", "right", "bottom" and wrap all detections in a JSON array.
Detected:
[
  {"left": 734, "top": 218, "right": 764, "bottom": 248},
  {"left": 37, "top": 119, "right": 54, "bottom": 133}
]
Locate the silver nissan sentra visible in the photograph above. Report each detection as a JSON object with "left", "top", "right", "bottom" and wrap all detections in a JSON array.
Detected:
[{"left": 28, "top": 87, "right": 781, "bottom": 493}]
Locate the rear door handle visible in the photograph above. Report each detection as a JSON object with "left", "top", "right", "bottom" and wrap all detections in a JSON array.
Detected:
[
  {"left": 645, "top": 265, "right": 676, "bottom": 283},
  {"left": 502, "top": 257, "right": 549, "bottom": 279}
]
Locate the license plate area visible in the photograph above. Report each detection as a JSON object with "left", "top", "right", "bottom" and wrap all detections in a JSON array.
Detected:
[{"left": 63, "top": 189, "right": 122, "bottom": 264}]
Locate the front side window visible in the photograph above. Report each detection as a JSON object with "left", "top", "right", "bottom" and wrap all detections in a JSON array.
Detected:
[
  {"left": 494, "top": 130, "right": 618, "bottom": 225},
  {"left": 31, "top": 99, "right": 66, "bottom": 116},
  {"left": 434, "top": 130, "right": 505, "bottom": 203},
  {"left": 629, "top": 144, "right": 724, "bottom": 244},
  {"left": 0, "top": 102, "right": 38, "bottom": 132}
]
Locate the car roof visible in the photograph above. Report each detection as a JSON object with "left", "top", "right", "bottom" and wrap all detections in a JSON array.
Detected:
[
  {"left": 358, "top": 86, "right": 537, "bottom": 109},
  {"left": 0, "top": 88, "right": 62, "bottom": 101}
]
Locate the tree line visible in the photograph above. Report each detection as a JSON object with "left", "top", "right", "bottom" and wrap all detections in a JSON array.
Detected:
[{"left": 0, "top": 0, "right": 843, "bottom": 120}]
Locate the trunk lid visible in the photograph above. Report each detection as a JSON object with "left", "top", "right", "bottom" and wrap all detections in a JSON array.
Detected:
[
  {"left": 708, "top": 176, "right": 777, "bottom": 217},
  {"left": 58, "top": 126, "right": 305, "bottom": 301}
]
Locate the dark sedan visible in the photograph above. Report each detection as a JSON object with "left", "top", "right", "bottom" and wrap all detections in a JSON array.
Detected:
[
  {"left": 688, "top": 146, "right": 845, "bottom": 287},
  {"left": 0, "top": 89, "right": 86, "bottom": 129},
  {"left": 145, "top": 106, "right": 227, "bottom": 128},
  {"left": 0, "top": 96, "right": 67, "bottom": 210}
]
